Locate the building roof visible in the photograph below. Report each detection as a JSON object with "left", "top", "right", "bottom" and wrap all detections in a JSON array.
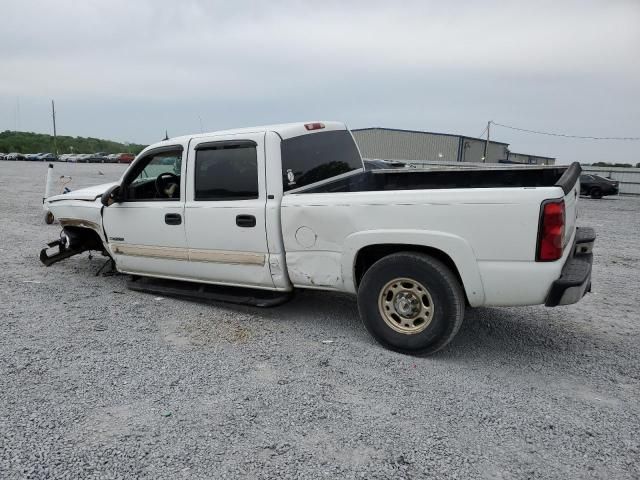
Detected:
[
  {"left": 352, "top": 127, "right": 510, "bottom": 146},
  {"left": 509, "top": 152, "right": 556, "bottom": 160}
]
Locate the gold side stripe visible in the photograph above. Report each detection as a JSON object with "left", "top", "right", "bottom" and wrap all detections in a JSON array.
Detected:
[
  {"left": 112, "top": 244, "right": 189, "bottom": 261},
  {"left": 111, "top": 244, "right": 265, "bottom": 266},
  {"left": 188, "top": 248, "right": 265, "bottom": 265}
]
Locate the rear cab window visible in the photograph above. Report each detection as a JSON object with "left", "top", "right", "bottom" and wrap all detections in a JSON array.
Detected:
[{"left": 281, "top": 130, "right": 362, "bottom": 192}]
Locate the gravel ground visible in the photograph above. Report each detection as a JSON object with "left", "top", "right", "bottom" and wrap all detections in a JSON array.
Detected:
[{"left": 1, "top": 161, "right": 639, "bottom": 479}]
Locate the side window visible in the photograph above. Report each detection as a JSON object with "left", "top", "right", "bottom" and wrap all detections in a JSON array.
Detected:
[
  {"left": 194, "top": 142, "right": 259, "bottom": 201},
  {"left": 125, "top": 149, "right": 182, "bottom": 201},
  {"left": 280, "top": 130, "right": 363, "bottom": 192}
]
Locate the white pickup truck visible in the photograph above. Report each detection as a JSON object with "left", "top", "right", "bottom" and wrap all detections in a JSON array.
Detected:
[{"left": 41, "top": 121, "right": 595, "bottom": 355}]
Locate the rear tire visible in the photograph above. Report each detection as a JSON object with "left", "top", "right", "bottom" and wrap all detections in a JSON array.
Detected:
[
  {"left": 590, "top": 187, "right": 602, "bottom": 199},
  {"left": 357, "top": 252, "right": 465, "bottom": 356}
]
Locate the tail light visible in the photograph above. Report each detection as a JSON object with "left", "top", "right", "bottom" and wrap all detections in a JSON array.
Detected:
[
  {"left": 304, "top": 122, "right": 325, "bottom": 131},
  {"left": 537, "top": 199, "right": 565, "bottom": 261}
]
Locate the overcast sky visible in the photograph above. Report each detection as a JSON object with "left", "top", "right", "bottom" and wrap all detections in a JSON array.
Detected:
[{"left": 1, "top": 0, "right": 638, "bottom": 163}]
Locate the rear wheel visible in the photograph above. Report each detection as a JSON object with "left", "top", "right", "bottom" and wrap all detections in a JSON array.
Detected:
[
  {"left": 357, "top": 252, "right": 465, "bottom": 356},
  {"left": 590, "top": 187, "right": 603, "bottom": 199}
]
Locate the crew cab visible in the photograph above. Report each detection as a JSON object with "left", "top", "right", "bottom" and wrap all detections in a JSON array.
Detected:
[{"left": 41, "top": 121, "right": 595, "bottom": 355}]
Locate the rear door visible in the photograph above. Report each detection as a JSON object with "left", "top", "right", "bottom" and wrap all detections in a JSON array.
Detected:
[{"left": 183, "top": 132, "right": 273, "bottom": 288}]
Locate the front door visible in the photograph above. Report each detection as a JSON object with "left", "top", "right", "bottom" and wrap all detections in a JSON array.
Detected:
[
  {"left": 183, "top": 132, "right": 273, "bottom": 288},
  {"left": 103, "top": 144, "right": 188, "bottom": 277}
]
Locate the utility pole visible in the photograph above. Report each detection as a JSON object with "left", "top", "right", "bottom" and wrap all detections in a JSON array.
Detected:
[
  {"left": 483, "top": 120, "right": 491, "bottom": 163},
  {"left": 15, "top": 97, "right": 21, "bottom": 131},
  {"left": 51, "top": 100, "right": 58, "bottom": 157}
]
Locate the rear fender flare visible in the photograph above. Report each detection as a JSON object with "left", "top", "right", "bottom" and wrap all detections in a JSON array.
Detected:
[{"left": 342, "top": 229, "right": 485, "bottom": 306}]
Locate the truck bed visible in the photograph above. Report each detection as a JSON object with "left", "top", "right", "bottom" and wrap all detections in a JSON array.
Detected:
[
  {"left": 281, "top": 163, "right": 581, "bottom": 306},
  {"left": 300, "top": 163, "right": 578, "bottom": 195}
]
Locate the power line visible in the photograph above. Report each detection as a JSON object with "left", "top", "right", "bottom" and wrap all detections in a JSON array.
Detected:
[{"left": 491, "top": 121, "right": 640, "bottom": 141}]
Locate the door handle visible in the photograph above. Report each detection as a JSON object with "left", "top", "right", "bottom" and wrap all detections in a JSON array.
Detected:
[
  {"left": 165, "top": 213, "right": 182, "bottom": 225},
  {"left": 236, "top": 214, "right": 256, "bottom": 228}
]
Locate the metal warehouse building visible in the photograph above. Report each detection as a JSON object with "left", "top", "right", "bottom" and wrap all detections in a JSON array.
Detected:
[{"left": 352, "top": 128, "right": 555, "bottom": 165}]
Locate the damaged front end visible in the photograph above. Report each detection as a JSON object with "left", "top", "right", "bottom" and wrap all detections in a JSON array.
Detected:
[{"left": 40, "top": 226, "right": 108, "bottom": 267}]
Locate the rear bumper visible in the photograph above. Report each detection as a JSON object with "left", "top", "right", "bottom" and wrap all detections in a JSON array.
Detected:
[{"left": 545, "top": 227, "right": 595, "bottom": 307}]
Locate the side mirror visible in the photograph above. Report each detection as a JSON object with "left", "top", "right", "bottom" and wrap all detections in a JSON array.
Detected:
[{"left": 101, "top": 185, "right": 122, "bottom": 207}]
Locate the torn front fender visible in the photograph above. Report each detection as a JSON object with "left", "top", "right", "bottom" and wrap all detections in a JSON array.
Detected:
[
  {"left": 39, "top": 239, "right": 89, "bottom": 267},
  {"left": 40, "top": 227, "right": 108, "bottom": 267}
]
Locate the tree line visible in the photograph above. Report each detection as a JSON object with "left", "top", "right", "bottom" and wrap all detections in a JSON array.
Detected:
[
  {"left": 0, "top": 131, "right": 147, "bottom": 155},
  {"left": 588, "top": 162, "right": 640, "bottom": 168}
]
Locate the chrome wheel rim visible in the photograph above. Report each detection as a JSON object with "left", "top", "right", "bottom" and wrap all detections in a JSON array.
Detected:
[{"left": 378, "top": 277, "right": 434, "bottom": 335}]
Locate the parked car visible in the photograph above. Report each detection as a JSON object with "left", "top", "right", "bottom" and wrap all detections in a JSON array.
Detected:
[
  {"left": 0, "top": 153, "right": 6, "bottom": 160},
  {"left": 25, "top": 153, "right": 43, "bottom": 161},
  {"left": 6, "top": 152, "right": 24, "bottom": 161},
  {"left": 75, "top": 154, "right": 92, "bottom": 163},
  {"left": 87, "top": 153, "right": 108, "bottom": 163},
  {"left": 41, "top": 121, "right": 595, "bottom": 356},
  {"left": 39, "top": 153, "right": 59, "bottom": 162},
  {"left": 106, "top": 154, "right": 119, "bottom": 163},
  {"left": 580, "top": 174, "right": 619, "bottom": 199},
  {"left": 117, "top": 153, "right": 136, "bottom": 164}
]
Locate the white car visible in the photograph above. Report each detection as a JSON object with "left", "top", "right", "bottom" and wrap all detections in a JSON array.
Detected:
[{"left": 41, "top": 121, "right": 594, "bottom": 355}]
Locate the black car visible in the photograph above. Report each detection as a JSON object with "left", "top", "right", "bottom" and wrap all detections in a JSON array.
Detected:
[
  {"left": 39, "top": 153, "right": 59, "bottom": 162},
  {"left": 580, "top": 174, "right": 619, "bottom": 199},
  {"left": 87, "top": 153, "right": 109, "bottom": 163}
]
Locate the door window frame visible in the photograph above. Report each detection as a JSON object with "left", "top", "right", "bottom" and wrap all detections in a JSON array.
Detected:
[
  {"left": 119, "top": 145, "right": 185, "bottom": 202},
  {"left": 186, "top": 132, "right": 266, "bottom": 204},
  {"left": 193, "top": 140, "right": 260, "bottom": 202}
]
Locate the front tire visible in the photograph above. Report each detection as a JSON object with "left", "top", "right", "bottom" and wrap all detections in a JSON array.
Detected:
[{"left": 357, "top": 252, "right": 465, "bottom": 356}]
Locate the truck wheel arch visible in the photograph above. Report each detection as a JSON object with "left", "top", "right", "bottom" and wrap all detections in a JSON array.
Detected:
[
  {"left": 60, "top": 226, "right": 106, "bottom": 252},
  {"left": 343, "top": 230, "right": 485, "bottom": 307}
]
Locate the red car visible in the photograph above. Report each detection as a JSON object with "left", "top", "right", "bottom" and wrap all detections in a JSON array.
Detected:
[{"left": 117, "top": 153, "right": 135, "bottom": 164}]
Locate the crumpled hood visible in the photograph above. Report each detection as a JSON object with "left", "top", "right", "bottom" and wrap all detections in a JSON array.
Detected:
[{"left": 46, "top": 182, "right": 118, "bottom": 203}]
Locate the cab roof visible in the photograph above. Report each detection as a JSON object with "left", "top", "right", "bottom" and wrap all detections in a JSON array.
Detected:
[{"left": 149, "top": 121, "right": 347, "bottom": 151}]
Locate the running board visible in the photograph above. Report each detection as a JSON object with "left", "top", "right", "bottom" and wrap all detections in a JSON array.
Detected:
[{"left": 126, "top": 276, "right": 292, "bottom": 308}]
